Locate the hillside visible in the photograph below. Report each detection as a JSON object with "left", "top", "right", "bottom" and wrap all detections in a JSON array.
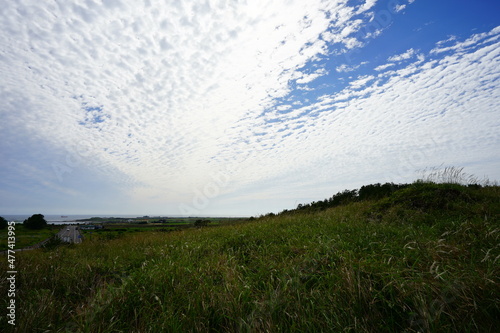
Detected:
[{"left": 1, "top": 182, "right": 499, "bottom": 332}]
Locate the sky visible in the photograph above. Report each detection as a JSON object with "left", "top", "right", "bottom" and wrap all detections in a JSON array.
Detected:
[{"left": 1, "top": 0, "right": 499, "bottom": 217}]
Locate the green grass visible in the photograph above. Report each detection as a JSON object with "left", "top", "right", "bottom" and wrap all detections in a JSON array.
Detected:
[
  {"left": 79, "top": 219, "right": 235, "bottom": 241},
  {"left": 0, "top": 225, "right": 57, "bottom": 251},
  {"left": 81, "top": 227, "right": 176, "bottom": 242},
  {"left": 1, "top": 183, "right": 499, "bottom": 332}
]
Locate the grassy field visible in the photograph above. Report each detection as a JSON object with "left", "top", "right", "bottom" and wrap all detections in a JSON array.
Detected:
[
  {"left": 0, "top": 182, "right": 498, "bottom": 332},
  {"left": 79, "top": 218, "right": 246, "bottom": 241},
  {"left": 0, "top": 225, "right": 58, "bottom": 252}
]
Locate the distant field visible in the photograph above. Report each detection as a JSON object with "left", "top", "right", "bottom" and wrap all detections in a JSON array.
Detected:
[
  {"left": 0, "top": 183, "right": 498, "bottom": 332},
  {"left": 79, "top": 218, "right": 246, "bottom": 241},
  {"left": 0, "top": 225, "right": 58, "bottom": 251}
]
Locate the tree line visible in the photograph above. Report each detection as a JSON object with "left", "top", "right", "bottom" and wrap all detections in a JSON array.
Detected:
[
  {"left": 262, "top": 182, "right": 411, "bottom": 217},
  {"left": 0, "top": 214, "right": 48, "bottom": 229}
]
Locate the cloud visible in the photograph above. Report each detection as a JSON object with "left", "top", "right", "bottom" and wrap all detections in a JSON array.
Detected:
[
  {"left": 393, "top": 0, "right": 417, "bottom": 13},
  {"left": 336, "top": 61, "right": 369, "bottom": 73},
  {"left": 0, "top": 0, "right": 386, "bottom": 210},
  {"left": 349, "top": 75, "right": 376, "bottom": 89},
  {"left": 296, "top": 68, "right": 328, "bottom": 84},
  {"left": 388, "top": 48, "right": 417, "bottom": 62},
  {"left": 357, "top": 0, "right": 378, "bottom": 14},
  {"left": 430, "top": 26, "right": 500, "bottom": 55},
  {"left": 226, "top": 26, "right": 500, "bottom": 211},
  {"left": 374, "top": 63, "right": 395, "bottom": 71},
  {"left": 395, "top": 4, "right": 407, "bottom": 12},
  {"left": 0, "top": 1, "right": 498, "bottom": 215}
]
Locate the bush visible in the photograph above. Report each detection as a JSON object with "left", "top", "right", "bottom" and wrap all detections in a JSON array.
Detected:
[
  {"left": 384, "top": 182, "right": 477, "bottom": 211},
  {"left": 23, "top": 214, "right": 48, "bottom": 230},
  {"left": 194, "top": 219, "right": 210, "bottom": 227},
  {"left": 41, "top": 236, "right": 64, "bottom": 250},
  {"left": 0, "top": 216, "right": 7, "bottom": 229}
]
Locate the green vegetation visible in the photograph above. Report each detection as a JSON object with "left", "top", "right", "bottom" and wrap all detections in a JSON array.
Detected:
[
  {"left": 40, "top": 235, "right": 65, "bottom": 251},
  {"left": 0, "top": 224, "right": 57, "bottom": 251},
  {"left": 1, "top": 181, "right": 498, "bottom": 332},
  {"left": 285, "top": 182, "right": 409, "bottom": 215},
  {"left": 77, "top": 216, "right": 236, "bottom": 225},
  {"left": 22, "top": 214, "right": 48, "bottom": 230},
  {"left": 79, "top": 218, "right": 237, "bottom": 242},
  {"left": 80, "top": 227, "right": 160, "bottom": 242},
  {"left": 0, "top": 216, "right": 7, "bottom": 229}
]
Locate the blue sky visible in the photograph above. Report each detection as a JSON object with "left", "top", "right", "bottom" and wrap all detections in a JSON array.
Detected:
[{"left": 1, "top": 0, "right": 499, "bottom": 216}]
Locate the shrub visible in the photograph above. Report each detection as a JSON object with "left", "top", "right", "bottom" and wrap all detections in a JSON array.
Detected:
[
  {"left": 0, "top": 216, "right": 7, "bottom": 229},
  {"left": 23, "top": 214, "right": 48, "bottom": 230}
]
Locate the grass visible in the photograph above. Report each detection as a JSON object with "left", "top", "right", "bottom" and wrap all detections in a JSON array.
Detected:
[
  {"left": 417, "top": 166, "right": 498, "bottom": 186},
  {"left": 79, "top": 218, "right": 242, "bottom": 241},
  {"left": 0, "top": 225, "right": 57, "bottom": 251},
  {"left": 0, "top": 182, "right": 499, "bottom": 332}
]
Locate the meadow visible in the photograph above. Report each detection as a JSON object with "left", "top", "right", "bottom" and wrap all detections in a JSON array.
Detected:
[
  {"left": 0, "top": 225, "right": 57, "bottom": 252},
  {"left": 0, "top": 181, "right": 498, "bottom": 332}
]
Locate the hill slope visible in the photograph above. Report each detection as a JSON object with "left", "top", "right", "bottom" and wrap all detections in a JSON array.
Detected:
[{"left": 1, "top": 182, "right": 499, "bottom": 332}]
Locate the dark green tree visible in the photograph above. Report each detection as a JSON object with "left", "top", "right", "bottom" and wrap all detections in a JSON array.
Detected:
[
  {"left": 194, "top": 219, "right": 210, "bottom": 227},
  {"left": 23, "top": 214, "right": 47, "bottom": 230},
  {"left": 0, "top": 216, "right": 8, "bottom": 229}
]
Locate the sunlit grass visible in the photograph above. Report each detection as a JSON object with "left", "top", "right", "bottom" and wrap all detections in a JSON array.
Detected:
[{"left": 1, "top": 183, "right": 498, "bottom": 332}]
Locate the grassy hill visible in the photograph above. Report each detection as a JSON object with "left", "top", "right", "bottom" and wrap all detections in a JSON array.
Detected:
[{"left": 1, "top": 182, "right": 499, "bottom": 332}]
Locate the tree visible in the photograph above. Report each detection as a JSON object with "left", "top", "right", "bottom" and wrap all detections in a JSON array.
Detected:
[
  {"left": 194, "top": 219, "right": 210, "bottom": 227},
  {"left": 23, "top": 214, "right": 48, "bottom": 230},
  {"left": 0, "top": 216, "right": 7, "bottom": 229}
]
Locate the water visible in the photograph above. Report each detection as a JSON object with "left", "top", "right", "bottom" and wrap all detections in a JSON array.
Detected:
[{"left": 1, "top": 214, "right": 145, "bottom": 224}]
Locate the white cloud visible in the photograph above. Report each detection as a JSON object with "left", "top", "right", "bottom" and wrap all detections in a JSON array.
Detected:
[
  {"left": 336, "top": 64, "right": 354, "bottom": 73},
  {"left": 296, "top": 68, "right": 328, "bottom": 84},
  {"left": 393, "top": 0, "right": 417, "bottom": 13},
  {"left": 0, "top": 0, "right": 384, "bottom": 213},
  {"left": 349, "top": 75, "right": 376, "bottom": 89},
  {"left": 395, "top": 4, "right": 407, "bottom": 12},
  {"left": 0, "top": 2, "right": 498, "bottom": 216},
  {"left": 431, "top": 26, "right": 500, "bottom": 55},
  {"left": 357, "top": 0, "right": 378, "bottom": 14},
  {"left": 436, "top": 35, "right": 458, "bottom": 47},
  {"left": 388, "top": 48, "right": 417, "bottom": 62},
  {"left": 227, "top": 26, "right": 500, "bottom": 212},
  {"left": 374, "top": 63, "right": 395, "bottom": 71}
]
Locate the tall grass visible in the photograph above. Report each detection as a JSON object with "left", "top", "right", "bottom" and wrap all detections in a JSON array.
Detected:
[
  {"left": 1, "top": 183, "right": 498, "bottom": 332},
  {"left": 417, "top": 166, "right": 497, "bottom": 186}
]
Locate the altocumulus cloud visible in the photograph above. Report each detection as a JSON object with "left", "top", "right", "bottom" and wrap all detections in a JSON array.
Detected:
[{"left": 0, "top": 0, "right": 499, "bottom": 216}]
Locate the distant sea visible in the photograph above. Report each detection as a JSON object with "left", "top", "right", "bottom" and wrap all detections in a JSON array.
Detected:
[{"left": 2, "top": 214, "right": 145, "bottom": 224}]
